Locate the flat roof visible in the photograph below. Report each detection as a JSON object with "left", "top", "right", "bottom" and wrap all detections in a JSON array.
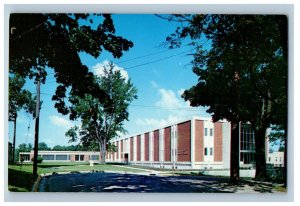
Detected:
[
  {"left": 19, "top": 151, "right": 101, "bottom": 154},
  {"left": 111, "top": 116, "right": 228, "bottom": 142}
]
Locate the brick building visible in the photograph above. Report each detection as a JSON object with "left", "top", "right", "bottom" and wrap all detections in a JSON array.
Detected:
[
  {"left": 19, "top": 116, "right": 268, "bottom": 171},
  {"left": 107, "top": 117, "right": 236, "bottom": 169}
]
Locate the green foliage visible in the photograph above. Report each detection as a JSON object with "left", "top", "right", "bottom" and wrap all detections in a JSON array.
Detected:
[
  {"left": 107, "top": 142, "right": 118, "bottom": 152},
  {"left": 38, "top": 142, "right": 51, "bottom": 151},
  {"left": 66, "top": 62, "right": 137, "bottom": 162},
  {"left": 269, "top": 124, "right": 285, "bottom": 152},
  {"left": 31, "top": 156, "right": 43, "bottom": 163},
  {"left": 8, "top": 169, "right": 36, "bottom": 192},
  {"left": 164, "top": 14, "right": 287, "bottom": 180},
  {"left": 9, "top": 74, "right": 36, "bottom": 121},
  {"left": 52, "top": 143, "right": 94, "bottom": 151},
  {"left": 18, "top": 143, "right": 33, "bottom": 152},
  {"left": 10, "top": 14, "right": 133, "bottom": 116}
]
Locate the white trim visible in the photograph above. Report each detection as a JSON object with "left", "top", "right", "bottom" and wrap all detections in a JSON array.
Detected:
[
  {"left": 133, "top": 135, "right": 137, "bottom": 162},
  {"left": 111, "top": 116, "right": 222, "bottom": 142},
  {"left": 191, "top": 117, "right": 195, "bottom": 168},
  {"left": 159, "top": 129, "right": 164, "bottom": 163},
  {"left": 149, "top": 131, "right": 154, "bottom": 162},
  {"left": 141, "top": 134, "right": 145, "bottom": 162}
]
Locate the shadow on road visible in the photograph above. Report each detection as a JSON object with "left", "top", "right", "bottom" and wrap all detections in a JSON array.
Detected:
[{"left": 39, "top": 172, "right": 278, "bottom": 193}]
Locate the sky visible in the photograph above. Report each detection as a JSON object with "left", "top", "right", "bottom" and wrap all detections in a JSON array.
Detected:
[{"left": 9, "top": 14, "right": 212, "bottom": 149}]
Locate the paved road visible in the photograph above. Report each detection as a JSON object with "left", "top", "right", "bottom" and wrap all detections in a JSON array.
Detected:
[{"left": 38, "top": 172, "right": 279, "bottom": 193}]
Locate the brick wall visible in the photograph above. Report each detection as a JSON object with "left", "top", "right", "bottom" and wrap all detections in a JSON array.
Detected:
[
  {"left": 121, "top": 140, "right": 123, "bottom": 160},
  {"left": 177, "top": 121, "right": 191, "bottom": 162},
  {"left": 130, "top": 137, "right": 133, "bottom": 161},
  {"left": 195, "top": 120, "right": 204, "bottom": 162},
  {"left": 144, "top": 132, "right": 149, "bottom": 161},
  {"left": 84, "top": 154, "right": 89, "bottom": 161},
  {"left": 137, "top": 135, "right": 141, "bottom": 161},
  {"left": 214, "top": 122, "right": 223, "bottom": 162},
  {"left": 153, "top": 130, "right": 159, "bottom": 161},
  {"left": 164, "top": 127, "right": 171, "bottom": 161}
]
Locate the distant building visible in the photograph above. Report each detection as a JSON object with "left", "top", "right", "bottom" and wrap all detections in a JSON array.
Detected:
[
  {"left": 19, "top": 150, "right": 101, "bottom": 162},
  {"left": 267, "top": 151, "right": 284, "bottom": 167}
]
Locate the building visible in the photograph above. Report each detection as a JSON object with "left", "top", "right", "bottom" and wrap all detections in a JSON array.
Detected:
[
  {"left": 267, "top": 151, "right": 284, "bottom": 167},
  {"left": 19, "top": 116, "right": 270, "bottom": 172},
  {"left": 19, "top": 150, "right": 101, "bottom": 162},
  {"left": 107, "top": 117, "right": 266, "bottom": 170}
]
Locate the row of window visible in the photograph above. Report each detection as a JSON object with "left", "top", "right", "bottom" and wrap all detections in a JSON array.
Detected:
[
  {"left": 204, "top": 147, "right": 213, "bottom": 156},
  {"left": 39, "top": 154, "right": 99, "bottom": 161},
  {"left": 269, "top": 157, "right": 283, "bottom": 162},
  {"left": 204, "top": 128, "right": 214, "bottom": 136}
]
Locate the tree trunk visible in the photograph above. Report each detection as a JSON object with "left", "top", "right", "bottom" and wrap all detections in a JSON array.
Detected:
[
  {"left": 100, "top": 139, "right": 107, "bottom": 164},
  {"left": 33, "top": 71, "right": 41, "bottom": 177},
  {"left": 254, "top": 127, "right": 268, "bottom": 180},
  {"left": 283, "top": 122, "right": 287, "bottom": 187},
  {"left": 12, "top": 115, "right": 17, "bottom": 163},
  {"left": 230, "top": 121, "right": 240, "bottom": 184}
]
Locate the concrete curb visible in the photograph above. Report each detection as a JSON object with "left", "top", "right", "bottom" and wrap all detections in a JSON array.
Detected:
[{"left": 32, "top": 175, "right": 42, "bottom": 192}]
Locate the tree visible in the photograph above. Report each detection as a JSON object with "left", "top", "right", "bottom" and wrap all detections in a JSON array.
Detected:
[
  {"left": 9, "top": 74, "right": 36, "bottom": 163},
  {"left": 162, "top": 15, "right": 287, "bottom": 182},
  {"left": 66, "top": 62, "right": 137, "bottom": 163},
  {"left": 10, "top": 13, "right": 133, "bottom": 175},
  {"left": 38, "top": 142, "right": 51, "bottom": 151},
  {"left": 10, "top": 14, "right": 133, "bottom": 115},
  {"left": 15, "top": 143, "right": 33, "bottom": 162}
]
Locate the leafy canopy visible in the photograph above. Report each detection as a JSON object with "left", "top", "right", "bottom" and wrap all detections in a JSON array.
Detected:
[
  {"left": 10, "top": 14, "right": 133, "bottom": 116},
  {"left": 9, "top": 74, "right": 36, "bottom": 121},
  {"left": 66, "top": 62, "right": 138, "bottom": 150}
]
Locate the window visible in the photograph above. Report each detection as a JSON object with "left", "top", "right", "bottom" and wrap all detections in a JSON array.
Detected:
[
  {"left": 275, "top": 157, "right": 277, "bottom": 162},
  {"left": 90, "top": 155, "right": 99, "bottom": 160},
  {"left": 56, "top": 155, "right": 68, "bottom": 161},
  {"left": 204, "top": 148, "right": 208, "bottom": 156},
  {"left": 75, "top": 155, "right": 84, "bottom": 161},
  {"left": 269, "top": 157, "right": 271, "bottom": 162},
  {"left": 205, "top": 128, "right": 208, "bottom": 136},
  {"left": 210, "top": 148, "right": 213, "bottom": 156},
  {"left": 210, "top": 128, "right": 213, "bottom": 136},
  {"left": 42, "top": 155, "right": 55, "bottom": 160}
]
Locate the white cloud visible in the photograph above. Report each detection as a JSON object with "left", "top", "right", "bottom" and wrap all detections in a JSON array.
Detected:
[
  {"left": 134, "top": 87, "right": 201, "bottom": 132},
  {"left": 155, "top": 88, "right": 182, "bottom": 109},
  {"left": 49, "top": 115, "right": 73, "bottom": 129},
  {"left": 134, "top": 115, "right": 187, "bottom": 131},
  {"left": 92, "top": 60, "right": 129, "bottom": 81},
  {"left": 177, "top": 88, "right": 185, "bottom": 97}
]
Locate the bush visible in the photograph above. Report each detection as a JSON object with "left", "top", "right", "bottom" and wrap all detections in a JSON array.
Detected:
[{"left": 31, "top": 156, "right": 43, "bottom": 163}]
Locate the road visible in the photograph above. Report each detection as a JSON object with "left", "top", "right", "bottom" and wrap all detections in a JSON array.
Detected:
[{"left": 38, "top": 171, "right": 279, "bottom": 193}]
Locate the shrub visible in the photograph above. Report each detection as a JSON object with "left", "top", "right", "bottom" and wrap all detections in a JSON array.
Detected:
[{"left": 31, "top": 156, "right": 43, "bottom": 163}]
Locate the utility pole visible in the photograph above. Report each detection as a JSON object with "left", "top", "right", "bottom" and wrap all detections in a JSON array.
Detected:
[
  {"left": 33, "top": 69, "right": 41, "bottom": 177},
  {"left": 12, "top": 114, "right": 17, "bottom": 163}
]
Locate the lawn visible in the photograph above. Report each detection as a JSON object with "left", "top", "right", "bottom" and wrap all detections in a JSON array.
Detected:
[{"left": 8, "top": 162, "right": 144, "bottom": 192}]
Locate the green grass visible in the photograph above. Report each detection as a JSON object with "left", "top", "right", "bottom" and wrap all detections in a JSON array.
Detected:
[
  {"left": 8, "top": 168, "right": 36, "bottom": 192},
  {"left": 274, "top": 185, "right": 287, "bottom": 192},
  {"left": 8, "top": 162, "right": 145, "bottom": 192}
]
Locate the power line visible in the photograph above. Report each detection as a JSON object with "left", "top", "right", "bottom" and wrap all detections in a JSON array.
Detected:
[
  {"left": 115, "top": 40, "right": 205, "bottom": 65},
  {"left": 129, "top": 104, "right": 208, "bottom": 111},
  {"left": 124, "top": 39, "right": 209, "bottom": 70},
  {"left": 125, "top": 49, "right": 192, "bottom": 70}
]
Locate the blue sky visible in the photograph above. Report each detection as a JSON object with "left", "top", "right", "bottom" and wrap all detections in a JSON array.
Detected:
[{"left": 8, "top": 14, "right": 225, "bottom": 148}]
